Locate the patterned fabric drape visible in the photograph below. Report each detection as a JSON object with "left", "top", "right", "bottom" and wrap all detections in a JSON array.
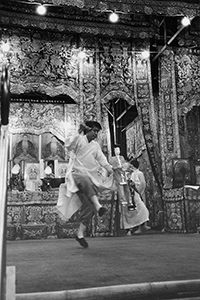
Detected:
[
  {"left": 126, "top": 117, "right": 146, "bottom": 159},
  {"left": 134, "top": 53, "right": 163, "bottom": 195},
  {"left": 9, "top": 102, "right": 66, "bottom": 140},
  {"left": 159, "top": 50, "right": 182, "bottom": 189},
  {"left": 175, "top": 49, "right": 200, "bottom": 116},
  {"left": 126, "top": 119, "right": 162, "bottom": 228}
]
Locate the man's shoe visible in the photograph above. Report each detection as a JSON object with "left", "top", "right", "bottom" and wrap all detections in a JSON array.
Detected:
[
  {"left": 98, "top": 207, "right": 107, "bottom": 217},
  {"left": 143, "top": 225, "right": 151, "bottom": 231},
  {"left": 133, "top": 227, "right": 142, "bottom": 234},
  {"left": 75, "top": 236, "right": 88, "bottom": 248}
]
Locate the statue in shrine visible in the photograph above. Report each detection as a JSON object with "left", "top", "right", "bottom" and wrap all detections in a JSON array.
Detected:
[
  {"left": 43, "top": 135, "right": 65, "bottom": 161},
  {"left": 45, "top": 160, "right": 55, "bottom": 179},
  {"left": 41, "top": 160, "right": 55, "bottom": 191},
  {"left": 10, "top": 163, "right": 25, "bottom": 191},
  {"left": 13, "top": 134, "right": 38, "bottom": 163},
  {"left": 173, "top": 159, "right": 191, "bottom": 188}
]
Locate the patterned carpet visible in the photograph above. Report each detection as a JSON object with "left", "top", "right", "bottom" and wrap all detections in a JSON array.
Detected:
[{"left": 6, "top": 232, "right": 200, "bottom": 294}]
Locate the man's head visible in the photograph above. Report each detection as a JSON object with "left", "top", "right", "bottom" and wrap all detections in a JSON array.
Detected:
[
  {"left": 114, "top": 144, "right": 121, "bottom": 155},
  {"left": 85, "top": 120, "right": 102, "bottom": 142},
  {"left": 114, "top": 144, "right": 121, "bottom": 156},
  {"left": 47, "top": 160, "right": 54, "bottom": 170},
  {"left": 129, "top": 158, "right": 139, "bottom": 169}
]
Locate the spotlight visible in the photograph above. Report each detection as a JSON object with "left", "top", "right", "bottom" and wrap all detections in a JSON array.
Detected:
[
  {"left": 1, "top": 41, "right": 10, "bottom": 52},
  {"left": 181, "top": 17, "right": 191, "bottom": 27},
  {"left": 109, "top": 12, "right": 119, "bottom": 23},
  {"left": 141, "top": 50, "right": 150, "bottom": 59},
  {"left": 78, "top": 51, "right": 86, "bottom": 60},
  {"left": 36, "top": 5, "right": 47, "bottom": 16}
]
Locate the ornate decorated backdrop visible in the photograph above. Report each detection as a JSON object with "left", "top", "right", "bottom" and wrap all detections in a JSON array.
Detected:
[
  {"left": 0, "top": 26, "right": 167, "bottom": 228},
  {"left": 9, "top": 102, "right": 65, "bottom": 140},
  {"left": 175, "top": 49, "right": 200, "bottom": 161},
  {"left": 175, "top": 48, "right": 200, "bottom": 116},
  {"left": 0, "top": 29, "right": 80, "bottom": 100},
  {"left": 159, "top": 49, "right": 200, "bottom": 190}
]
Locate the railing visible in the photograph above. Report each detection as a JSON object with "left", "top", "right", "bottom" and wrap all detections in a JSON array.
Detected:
[
  {"left": 0, "top": 64, "right": 10, "bottom": 300},
  {"left": 15, "top": 279, "right": 200, "bottom": 300}
]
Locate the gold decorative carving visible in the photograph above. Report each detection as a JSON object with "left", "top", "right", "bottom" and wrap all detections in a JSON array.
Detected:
[
  {"left": 22, "top": 0, "right": 200, "bottom": 16},
  {"left": 175, "top": 49, "right": 200, "bottom": 116},
  {"left": 9, "top": 103, "right": 66, "bottom": 141}
]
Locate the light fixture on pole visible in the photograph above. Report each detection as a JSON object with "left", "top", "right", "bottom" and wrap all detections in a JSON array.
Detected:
[
  {"left": 78, "top": 50, "right": 87, "bottom": 60},
  {"left": 1, "top": 41, "right": 10, "bottom": 53},
  {"left": 141, "top": 50, "right": 150, "bottom": 59},
  {"left": 153, "top": 16, "right": 193, "bottom": 62},
  {"left": 181, "top": 16, "right": 191, "bottom": 27},
  {"left": 36, "top": 5, "right": 47, "bottom": 16},
  {"left": 109, "top": 12, "right": 119, "bottom": 23}
]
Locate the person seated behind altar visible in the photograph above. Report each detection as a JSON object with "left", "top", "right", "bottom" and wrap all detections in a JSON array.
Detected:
[
  {"left": 123, "top": 158, "right": 150, "bottom": 235},
  {"left": 109, "top": 145, "right": 136, "bottom": 211},
  {"left": 10, "top": 163, "right": 25, "bottom": 191},
  {"left": 45, "top": 160, "right": 55, "bottom": 179},
  {"left": 41, "top": 160, "right": 55, "bottom": 191}
]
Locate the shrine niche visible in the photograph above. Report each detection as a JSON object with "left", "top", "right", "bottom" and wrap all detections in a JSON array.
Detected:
[
  {"left": 42, "top": 133, "right": 65, "bottom": 161},
  {"left": 12, "top": 133, "right": 39, "bottom": 164},
  {"left": 7, "top": 100, "right": 79, "bottom": 192},
  {"left": 179, "top": 106, "right": 200, "bottom": 160},
  {"left": 176, "top": 49, "right": 200, "bottom": 187}
]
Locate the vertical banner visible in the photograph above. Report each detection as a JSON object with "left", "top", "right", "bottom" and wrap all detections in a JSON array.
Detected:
[
  {"left": 134, "top": 51, "right": 163, "bottom": 191},
  {"left": 159, "top": 50, "right": 180, "bottom": 188}
]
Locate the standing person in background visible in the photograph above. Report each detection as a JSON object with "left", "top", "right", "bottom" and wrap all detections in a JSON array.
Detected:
[
  {"left": 109, "top": 146, "right": 137, "bottom": 236},
  {"left": 56, "top": 121, "right": 114, "bottom": 248},
  {"left": 109, "top": 145, "right": 136, "bottom": 211},
  {"left": 126, "top": 158, "right": 150, "bottom": 234},
  {"left": 130, "top": 159, "right": 146, "bottom": 204}
]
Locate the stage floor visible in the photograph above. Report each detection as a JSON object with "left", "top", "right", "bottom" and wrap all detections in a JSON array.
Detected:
[{"left": 6, "top": 232, "right": 200, "bottom": 294}]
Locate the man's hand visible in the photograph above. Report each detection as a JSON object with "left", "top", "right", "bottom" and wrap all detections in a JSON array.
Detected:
[
  {"left": 122, "top": 162, "right": 130, "bottom": 172},
  {"left": 105, "top": 165, "right": 113, "bottom": 176}
]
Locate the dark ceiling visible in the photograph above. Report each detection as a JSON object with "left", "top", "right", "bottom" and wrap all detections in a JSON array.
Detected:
[
  {"left": 0, "top": 0, "right": 199, "bottom": 150},
  {"left": 0, "top": 0, "right": 199, "bottom": 44}
]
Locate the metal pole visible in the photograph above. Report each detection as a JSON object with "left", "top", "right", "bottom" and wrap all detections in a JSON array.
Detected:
[
  {"left": 152, "top": 25, "right": 185, "bottom": 62},
  {"left": 0, "top": 64, "right": 10, "bottom": 300},
  {"left": 111, "top": 100, "right": 117, "bottom": 145}
]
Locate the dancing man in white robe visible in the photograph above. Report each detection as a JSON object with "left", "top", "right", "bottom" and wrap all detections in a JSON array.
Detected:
[{"left": 56, "top": 121, "right": 114, "bottom": 248}]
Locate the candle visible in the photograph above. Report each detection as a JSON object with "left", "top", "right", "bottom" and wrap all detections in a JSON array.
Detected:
[
  {"left": 54, "top": 159, "right": 58, "bottom": 178},
  {"left": 39, "top": 134, "right": 42, "bottom": 160},
  {"left": 40, "top": 159, "right": 44, "bottom": 179},
  {"left": 116, "top": 155, "right": 121, "bottom": 168}
]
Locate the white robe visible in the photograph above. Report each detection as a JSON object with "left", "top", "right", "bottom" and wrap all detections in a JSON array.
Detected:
[
  {"left": 120, "top": 169, "right": 149, "bottom": 229},
  {"left": 131, "top": 169, "right": 146, "bottom": 205},
  {"left": 56, "top": 134, "right": 114, "bottom": 221}
]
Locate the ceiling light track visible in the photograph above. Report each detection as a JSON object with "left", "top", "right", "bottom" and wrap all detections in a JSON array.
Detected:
[{"left": 153, "top": 16, "right": 193, "bottom": 62}]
